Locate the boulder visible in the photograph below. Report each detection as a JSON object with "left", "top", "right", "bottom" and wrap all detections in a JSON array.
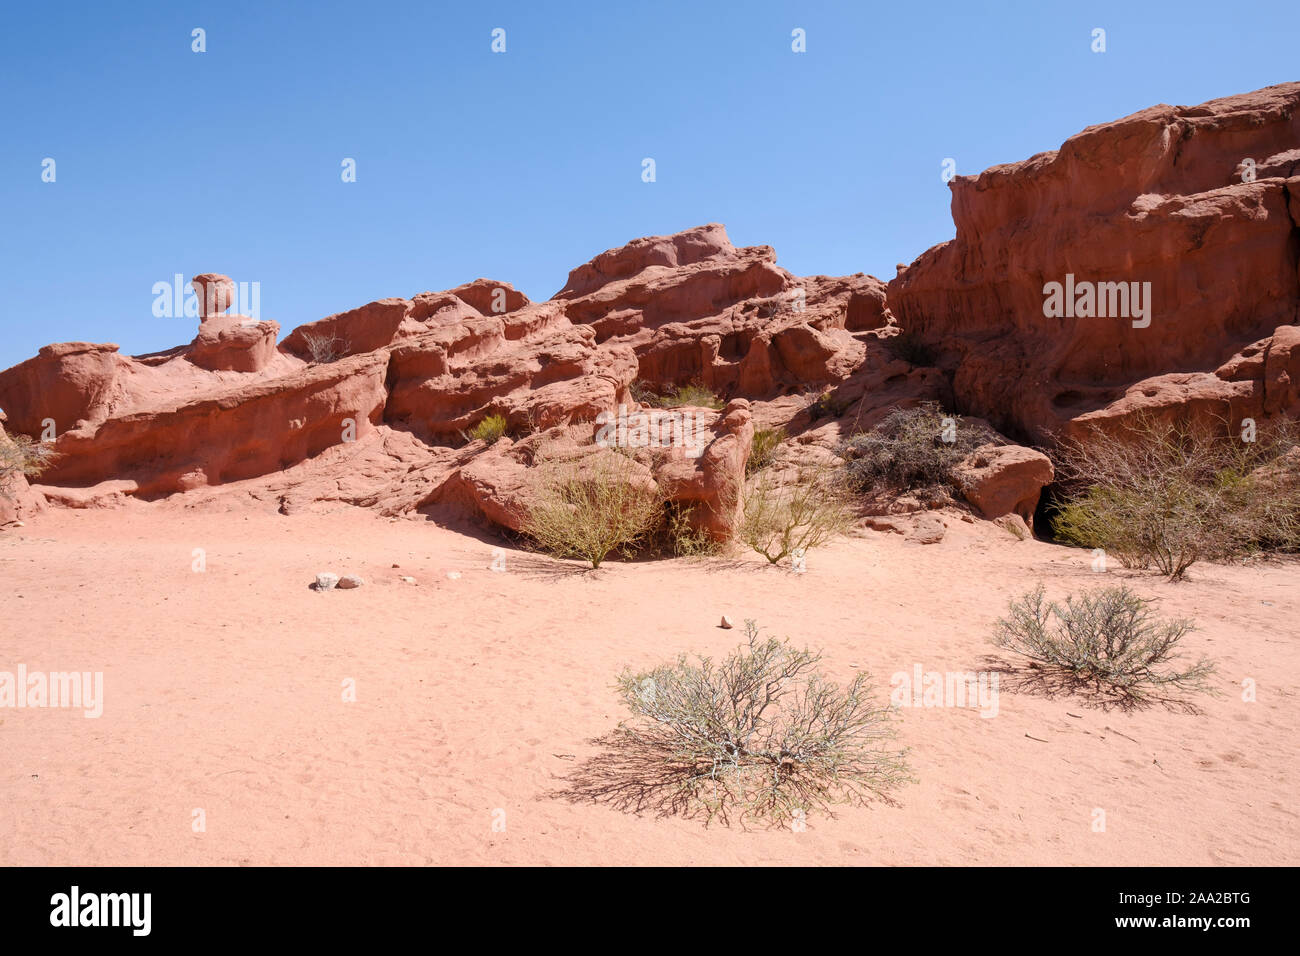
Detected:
[{"left": 954, "top": 444, "right": 1054, "bottom": 525}]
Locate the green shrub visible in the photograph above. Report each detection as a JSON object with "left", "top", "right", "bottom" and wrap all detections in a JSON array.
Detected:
[
  {"left": 809, "top": 390, "right": 851, "bottom": 420},
  {"left": 522, "top": 455, "right": 664, "bottom": 568},
  {"left": 653, "top": 383, "right": 724, "bottom": 410},
  {"left": 838, "top": 402, "right": 995, "bottom": 492},
  {"left": 739, "top": 466, "right": 855, "bottom": 566},
  {"left": 660, "top": 501, "right": 723, "bottom": 557},
  {"left": 993, "top": 583, "right": 1215, "bottom": 703},
  {"left": 746, "top": 427, "right": 786, "bottom": 475},
  {"left": 468, "top": 413, "right": 508, "bottom": 445}
]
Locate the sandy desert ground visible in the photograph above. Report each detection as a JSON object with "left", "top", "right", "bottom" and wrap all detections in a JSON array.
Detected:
[{"left": 2, "top": 501, "right": 1296, "bottom": 866}]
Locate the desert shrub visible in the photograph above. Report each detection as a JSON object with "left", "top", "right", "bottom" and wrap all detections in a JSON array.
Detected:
[
  {"left": 628, "top": 379, "right": 656, "bottom": 405},
  {"left": 838, "top": 402, "right": 996, "bottom": 492},
  {"left": 746, "top": 427, "right": 786, "bottom": 475},
  {"left": 301, "top": 330, "right": 345, "bottom": 364},
  {"left": 809, "top": 389, "right": 851, "bottom": 420},
  {"left": 468, "top": 413, "right": 508, "bottom": 445},
  {"left": 653, "top": 383, "right": 724, "bottom": 410},
  {"left": 739, "top": 465, "right": 855, "bottom": 565},
  {"left": 753, "top": 294, "right": 787, "bottom": 318},
  {"left": 660, "top": 501, "right": 723, "bottom": 557},
  {"left": 522, "top": 455, "right": 665, "bottom": 568},
  {"left": 886, "top": 330, "right": 937, "bottom": 366},
  {"left": 1053, "top": 415, "right": 1300, "bottom": 580},
  {"left": 0, "top": 432, "right": 56, "bottom": 497},
  {"left": 608, "top": 620, "right": 910, "bottom": 827},
  {"left": 993, "top": 583, "right": 1215, "bottom": 703}
]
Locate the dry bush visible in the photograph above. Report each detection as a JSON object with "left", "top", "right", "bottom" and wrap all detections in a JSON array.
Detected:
[
  {"left": 808, "top": 389, "right": 851, "bottom": 420},
  {"left": 993, "top": 583, "right": 1215, "bottom": 704},
  {"left": 746, "top": 427, "right": 786, "bottom": 475},
  {"left": 570, "top": 620, "right": 910, "bottom": 828},
  {"left": 1, "top": 432, "right": 56, "bottom": 498},
  {"left": 660, "top": 501, "right": 723, "bottom": 557},
  {"left": 653, "top": 383, "right": 724, "bottom": 410},
  {"left": 301, "top": 330, "right": 345, "bottom": 363},
  {"left": 886, "top": 330, "right": 937, "bottom": 366},
  {"left": 468, "top": 413, "right": 508, "bottom": 445},
  {"left": 1053, "top": 414, "right": 1300, "bottom": 580},
  {"left": 753, "top": 294, "right": 787, "bottom": 318},
  {"left": 739, "top": 465, "right": 855, "bottom": 565},
  {"left": 839, "top": 402, "right": 996, "bottom": 493},
  {"left": 522, "top": 454, "right": 665, "bottom": 568}
]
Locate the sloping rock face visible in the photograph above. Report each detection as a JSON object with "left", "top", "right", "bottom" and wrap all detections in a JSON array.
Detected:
[
  {"left": 888, "top": 82, "right": 1300, "bottom": 444},
  {"left": 553, "top": 224, "right": 892, "bottom": 396},
  {"left": 0, "top": 222, "right": 932, "bottom": 533}
]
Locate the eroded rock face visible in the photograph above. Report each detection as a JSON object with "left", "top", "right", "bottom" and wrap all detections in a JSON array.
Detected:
[
  {"left": 0, "top": 343, "right": 124, "bottom": 436},
  {"left": 5, "top": 81, "right": 1298, "bottom": 543},
  {"left": 888, "top": 82, "right": 1300, "bottom": 444},
  {"left": 189, "top": 316, "right": 280, "bottom": 372}
]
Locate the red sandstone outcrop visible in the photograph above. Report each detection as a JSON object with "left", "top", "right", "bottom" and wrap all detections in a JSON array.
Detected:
[
  {"left": 889, "top": 82, "right": 1300, "bottom": 445},
  {"left": 0, "top": 216, "right": 1049, "bottom": 535},
  {"left": 22, "top": 75, "right": 1300, "bottom": 540}
]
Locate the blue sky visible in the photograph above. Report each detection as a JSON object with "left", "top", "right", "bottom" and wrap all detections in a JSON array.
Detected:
[{"left": 1, "top": 1, "right": 1296, "bottom": 371}]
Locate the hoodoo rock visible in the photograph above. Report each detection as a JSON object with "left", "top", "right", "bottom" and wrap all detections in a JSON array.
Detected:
[
  {"left": 3, "top": 83, "right": 1297, "bottom": 538},
  {"left": 191, "top": 274, "right": 236, "bottom": 319}
]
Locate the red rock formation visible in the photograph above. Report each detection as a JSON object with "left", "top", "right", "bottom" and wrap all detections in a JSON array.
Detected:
[
  {"left": 888, "top": 82, "right": 1300, "bottom": 444},
  {"left": 953, "top": 445, "right": 1055, "bottom": 526}
]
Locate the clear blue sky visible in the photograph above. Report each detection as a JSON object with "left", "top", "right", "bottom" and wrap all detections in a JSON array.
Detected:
[{"left": 2, "top": 1, "right": 1296, "bottom": 371}]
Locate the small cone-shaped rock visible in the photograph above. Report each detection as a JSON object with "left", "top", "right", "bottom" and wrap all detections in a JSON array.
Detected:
[{"left": 720, "top": 615, "right": 734, "bottom": 629}]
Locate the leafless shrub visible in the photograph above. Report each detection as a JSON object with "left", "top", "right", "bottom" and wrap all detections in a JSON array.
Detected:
[
  {"left": 993, "top": 583, "right": 1215, "bottom": 705},
  {"left": 838, "top": 402, "right": 996, "bottom": 493},
  {"left": 0, "top": 432, "right": 56, "bottom": 500},
  {"left": 559, "top": 620, "right": 910, "bottom": 828},
  {"left": 301, "top": 330, "right": 346, "bottom": 364},
  {"left": 753, "top": 294, "right": 787, "bottom": 319},
  {"left": 1053, "top": 414, "right": 1300, "bottom": 580}
]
